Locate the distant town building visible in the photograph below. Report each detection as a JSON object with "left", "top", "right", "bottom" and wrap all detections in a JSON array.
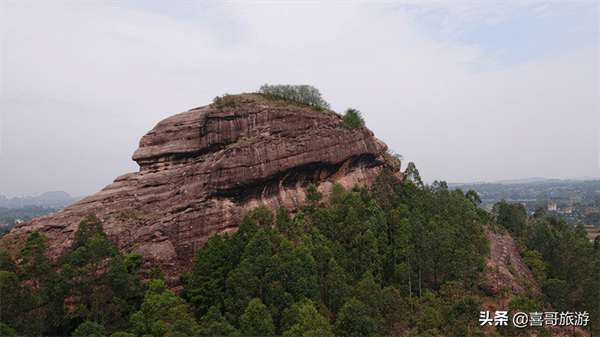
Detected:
[
  {"left": 14, "top": 219, "right": 23, "bottom": 225},
  {"left": 548, "top": 204, "right": 557, "bottom": 211},
  {"left": 558, "top": 207, "right": 572, "bottom": 214}
]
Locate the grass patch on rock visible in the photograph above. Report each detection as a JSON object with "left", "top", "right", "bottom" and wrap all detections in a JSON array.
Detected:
[
  {"left": 226, "top": 136, "right": 259, "bottom": 150},
  {"left": 238, "top": 93, "right": 341, "bottom": 117},
  {"left": 212, "top": 94, "right": 244, "bottom": 109}
]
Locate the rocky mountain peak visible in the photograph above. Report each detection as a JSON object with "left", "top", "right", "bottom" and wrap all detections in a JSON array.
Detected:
[{"left": 2, "top": 93, "right": 401, "bottom": 272}]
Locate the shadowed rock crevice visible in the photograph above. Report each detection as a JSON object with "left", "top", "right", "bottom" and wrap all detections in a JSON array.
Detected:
[
  {"left": 212, "top": 154, "right": 378, "bottom": 203},
  {"left": 2, "top": 94, "right": 401, "bottom": 273}
]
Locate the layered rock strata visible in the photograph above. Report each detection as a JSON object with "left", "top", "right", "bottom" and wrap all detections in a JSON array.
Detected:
[{"left": 3, "top": 94, "right": 400, "bottom": 271}]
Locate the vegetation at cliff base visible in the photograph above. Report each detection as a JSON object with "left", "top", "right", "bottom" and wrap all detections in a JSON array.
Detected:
[
  {"left": 0, "top": 165, "right": 598, "bottom": 336},
  {"left": 182, "top": 169, "right": 496, "bottom": 336}
]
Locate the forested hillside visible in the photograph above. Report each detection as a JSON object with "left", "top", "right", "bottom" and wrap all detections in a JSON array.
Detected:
[{"left": 1, "top": 167, "right": 598, "bottom": 336}]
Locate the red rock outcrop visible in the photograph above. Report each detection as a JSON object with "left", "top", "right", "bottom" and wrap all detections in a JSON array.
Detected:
[
  {"left": 484, "top": 228, "right": 541, "bottom": 295},
  {"left": 480, "top": 226, "right": 590, "bottom": 337},
  {"left": 2, "top": 94, "right": 400, "bottom": 271}
]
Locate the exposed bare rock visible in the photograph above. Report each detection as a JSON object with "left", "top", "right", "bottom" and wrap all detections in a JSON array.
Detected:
[
  {"left": 484, "top": 227, "right": 541, "bottom": 296},
  {"left": 2, "top": 94, "right": 400, "bottom": 272},
  {"left": 481, "top": 226, "right": 591, "bottom": 337}
]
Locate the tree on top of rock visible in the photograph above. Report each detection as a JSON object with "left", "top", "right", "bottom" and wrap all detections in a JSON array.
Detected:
[
  {"left": 341, "top": 108, "right": 366, "bottom": 131},
  {"left": 258, "top": 84, "right": 331, "bottom": 109}
]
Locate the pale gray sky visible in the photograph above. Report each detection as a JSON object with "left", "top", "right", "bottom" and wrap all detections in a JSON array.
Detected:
[{"left": 2, "top": 1, "right": 598, "bottom": 197}]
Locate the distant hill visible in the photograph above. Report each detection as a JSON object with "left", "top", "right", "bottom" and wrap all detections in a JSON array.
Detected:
[
  {"left": 0, "top": 191, "right": 84, "bottom": 207},
  {"left": 39, "top": 191, "right": 72, "bottom": 200},
  {"left": 449, "top": 176, "right": 598, "bottom": 187},
  {"left": 492, "top": 177, "right": 550, "bottom": 184}
]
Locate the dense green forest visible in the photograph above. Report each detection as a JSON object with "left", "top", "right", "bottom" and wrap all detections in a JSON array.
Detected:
[{"left": 1, "top": 167, "right": 598, "bottom": 336}]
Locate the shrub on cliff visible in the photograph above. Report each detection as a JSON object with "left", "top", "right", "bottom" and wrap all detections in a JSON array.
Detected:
[
  {"left": 213, "top": 94, "right": 241, "bottom": 109},
  {"left": 258, "top": 84, "right": 331, "bottom": 109},
  {"left": 341, "top": 108, "right": 365, "bottom": 131},
  {"left": 383, "top": 149, "right": 402, "bottom": 168}
]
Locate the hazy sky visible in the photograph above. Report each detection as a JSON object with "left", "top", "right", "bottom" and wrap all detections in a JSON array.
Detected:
[{"left": 2, "top": 1, "right": 599, "bottom": 198}]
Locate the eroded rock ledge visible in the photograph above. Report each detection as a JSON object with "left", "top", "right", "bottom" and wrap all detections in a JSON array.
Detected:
[{"left": 2, "top": 94, "right": 400, "bottom": 271}]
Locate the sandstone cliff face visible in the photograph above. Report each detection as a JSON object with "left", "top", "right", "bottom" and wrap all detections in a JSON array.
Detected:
[{"left": 3, "top": 94, "right": 399, "bottom": 270}]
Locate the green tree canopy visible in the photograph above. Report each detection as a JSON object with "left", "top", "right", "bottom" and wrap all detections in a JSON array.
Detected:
[
  {"left": 240, "top": 298, "right": 275, "bottom": 336},
  {"left": 341, "top": 108, "right": 366, "bottom": 131},
  {"left": 197, "top": 306, "right": 238, "bottom": 336},
  {"left": 283, "top": 301, "right": 332, "bottom": 337},
  {"left": 72, "top": 320, "right": 107, "bottom": 337},
  {"left": 72, "top": 213, "right": 108, "bottom": 251},
  {"left": 0, "top": 251, "right": 17, "bottom": 273},
  {"left": 0, "top": 323, "right": 17, "bottom": 337},
  {"left": 130, "top": 279, "right": 199, "bottom": 337},
  {"left": 334, "top": 298, "right": 381, "bottom": 337},
  {"left": 258, "top": 84, "right": 331, "bottom": 109}
]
